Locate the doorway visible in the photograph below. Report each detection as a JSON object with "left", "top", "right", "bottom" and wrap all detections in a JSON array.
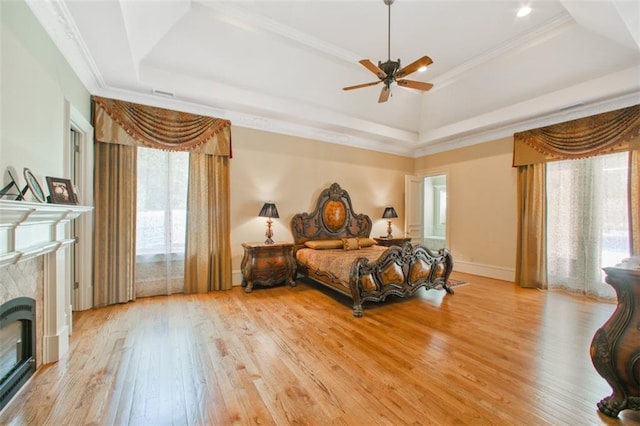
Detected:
[
  {"left": 405, "top": 172, "right": 449, "bottom": 251},
  {"left": 423, "top": 174, "right": 447, "bottom": 251}
]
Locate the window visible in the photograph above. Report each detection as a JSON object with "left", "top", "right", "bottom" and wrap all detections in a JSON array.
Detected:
[
  {"left": 546, "top": 152, "right": 630, "bottom": 299},
  {"left": 136, "top": 147, "right": 189, "bottom": 296}
]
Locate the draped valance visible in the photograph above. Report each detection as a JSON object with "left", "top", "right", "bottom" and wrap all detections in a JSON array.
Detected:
[
  {"left": 92, "top": 96, "right": 232, "bottom": 157},
  {"left": 513, "top": 104, "right": 640, "bottom": 166}
]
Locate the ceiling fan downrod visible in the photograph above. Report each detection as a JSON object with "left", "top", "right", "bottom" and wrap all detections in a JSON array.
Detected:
[
  {"left": 381, "top": 0, "right": 399, "bottom": 86},
  {"left": 384, "top": 0, "right": 395, "bottom": 62},
  {"left": 386, "top": 0, "right": 392, "bottom": 61}
]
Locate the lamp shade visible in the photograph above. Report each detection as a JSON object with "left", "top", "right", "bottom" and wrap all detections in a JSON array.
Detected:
[
  {"left": 259, "top": 202, "right": 279, "bottom": 219},
  {"left": 382, "top": 207, "right": 398, "bottom": 219}
]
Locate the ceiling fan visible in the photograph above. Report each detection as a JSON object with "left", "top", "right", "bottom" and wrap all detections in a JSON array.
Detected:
[{"left": 343, "top": 0, "right": 434, "bottom": 103}]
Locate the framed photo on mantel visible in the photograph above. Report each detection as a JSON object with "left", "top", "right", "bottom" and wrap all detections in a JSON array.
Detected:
[
  {"left": 45, "top": 176, "right": 78, "bottom": 205},
  {"left": 23, "top": 168, "right": 46, "bottom": 203}
]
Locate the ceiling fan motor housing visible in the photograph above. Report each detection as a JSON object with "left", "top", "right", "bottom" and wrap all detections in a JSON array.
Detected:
[
  {"left": 379, "top": 59, "right": 400, "bottom": 76},
  {"left": 379, "top": 59, "right": 400, "bottom": 85}
]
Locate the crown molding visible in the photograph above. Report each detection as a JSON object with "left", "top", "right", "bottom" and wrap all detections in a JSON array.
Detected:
[
  {"left": 414, "top": 90, "right": 640, "bottom": 157},
  {"left": 431, "top": 12, "right": 575, "bottom": 91},
  {"left": 93, "top": 86, "right": 418, "bottom": 157},
  {"left": 24, "top": 0, "right": 639, "bottom": 161},
  {"left": 25, "top": 0, "right": 105, "bottom": 92}
]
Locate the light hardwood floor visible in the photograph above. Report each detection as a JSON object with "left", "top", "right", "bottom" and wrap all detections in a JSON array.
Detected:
[{"left": 1, "top": 272, "right": 639, "bottom": 425}]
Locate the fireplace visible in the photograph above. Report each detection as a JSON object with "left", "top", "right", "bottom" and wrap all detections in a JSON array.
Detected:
[
  {"left": 0, "top": 297, "right": 36, "bottom": 411},
  {"left": 0, "top": 200, "right": 92, "bottom": 411}
]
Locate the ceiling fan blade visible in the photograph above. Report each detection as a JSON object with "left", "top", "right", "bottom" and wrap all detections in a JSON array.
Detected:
[
  {"left": 378, "top": 85, "right": 391, "bottom": 103},
  {"left": 397, "top": 79, "right": 434, "bottom": 91},
  {"left": 395, "top": 56, "right": 433, "bottom": 79},
  {"left": 343, "top": 81, "right": 382, "bottom": 91},
  {"left": 359, "top": 59, "right": 387, "bottom": 79}
]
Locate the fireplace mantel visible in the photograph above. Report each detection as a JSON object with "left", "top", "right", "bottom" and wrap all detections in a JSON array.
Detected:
[
  {"left": 0, "top": 199, "right": 93, "bottom": 364},
  {"left": 0, "top": 200, "right": 92, "bottom": 267}
]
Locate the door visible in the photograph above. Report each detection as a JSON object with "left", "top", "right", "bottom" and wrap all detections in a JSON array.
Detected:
[
  {"left": 66, "top": 101, "right": 94, "bottom": 312},
  {"left": 405, "top": 175, "right": 424, "bottom": 244},
  {"left": 69, "top": 128, "right": 80, "bottom": 309}
]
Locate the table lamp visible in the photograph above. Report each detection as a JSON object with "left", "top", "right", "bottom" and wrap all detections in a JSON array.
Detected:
[
  {"left": 258, "top": 202, "right": 279, "bottom": 244},
  {"left": 382, "top": 206, "right": 397, "bottom": 239}
]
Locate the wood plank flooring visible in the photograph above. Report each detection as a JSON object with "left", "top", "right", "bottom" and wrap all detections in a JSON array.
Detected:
[{"left": 2, "top": 272, "right": 640, "bottom": 425}]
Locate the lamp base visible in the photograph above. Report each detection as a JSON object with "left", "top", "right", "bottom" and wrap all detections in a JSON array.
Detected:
[
  {"left": 264, "top": 219, "right": 275, "bottom": 245},
  {"left": 386, "top": 220, "right": 393, "bottom": 239}
]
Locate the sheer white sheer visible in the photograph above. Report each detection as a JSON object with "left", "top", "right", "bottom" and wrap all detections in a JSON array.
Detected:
[
  {"left": 546, "top": 152, "right": 630, "bottom": 299},
  {"left": 135, "top": 147, "right": 189, "bottom": 297}
]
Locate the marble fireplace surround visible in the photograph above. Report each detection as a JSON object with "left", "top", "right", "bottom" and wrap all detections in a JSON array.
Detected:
[{"left": 0, "top": 200, "right": 92, "bottom": 365}]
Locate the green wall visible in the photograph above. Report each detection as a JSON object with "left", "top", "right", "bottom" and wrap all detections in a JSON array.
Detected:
[{"left": 1, "top": 0, "right": 90, "bottom": 189}]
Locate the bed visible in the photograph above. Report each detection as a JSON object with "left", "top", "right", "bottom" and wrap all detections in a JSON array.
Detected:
[{"left": 291, "top": 182, "right": 454, "bottom": 317}]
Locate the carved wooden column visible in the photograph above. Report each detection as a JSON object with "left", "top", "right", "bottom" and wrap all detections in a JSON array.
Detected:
[{"left": 590, "top": 262, "right": 640, "bottom": 417}]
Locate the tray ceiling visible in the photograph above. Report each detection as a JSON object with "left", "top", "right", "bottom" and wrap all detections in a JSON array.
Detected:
[{"left": 27, "top": 0, "right": 640, "bottom": 156}]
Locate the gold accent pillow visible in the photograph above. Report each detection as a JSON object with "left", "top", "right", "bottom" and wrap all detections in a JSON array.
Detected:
[
  {"left": 304, "top": 239, "right": 343, "bottom": 250},
  {"left": 358, "top": 238, "right": 377, "bottom": 248},
  {"left": 342, "top": 237, "right": 361, "bottom": 251}
]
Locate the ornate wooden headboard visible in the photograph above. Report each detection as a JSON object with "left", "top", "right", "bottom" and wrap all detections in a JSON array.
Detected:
[{"left": 291, "top": 183, "right": 372, "bottom": 249}]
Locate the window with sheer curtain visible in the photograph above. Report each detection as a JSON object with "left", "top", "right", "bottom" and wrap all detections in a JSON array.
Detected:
[
  {"left": 546, "top": 151, "right": 630, "bottom": 299},
  {"left": 136, "top": 147, "right": 189, "bottom": 297}
]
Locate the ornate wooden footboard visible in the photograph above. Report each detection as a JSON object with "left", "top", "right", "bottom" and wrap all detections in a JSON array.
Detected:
[
  {"left": 349, "top": 243, "right": 453, "bottom": 317},
  {"left": 291, "top": 182, "right": 454, "bottom": 317}
]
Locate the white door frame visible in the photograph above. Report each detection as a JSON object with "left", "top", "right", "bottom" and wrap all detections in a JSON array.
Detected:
[
  {"left": 64, "top": 100, "right": 94, "bottom": 312},
  {"left": 405, "top": 169, "right": 451, "bottom": 250},
  {"left": 404, "top": 175, "right": 424, "bottom": 243}
]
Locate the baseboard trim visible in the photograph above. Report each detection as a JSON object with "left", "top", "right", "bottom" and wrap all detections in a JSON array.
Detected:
[
  {"left": 42, "top": 325, "right": 69, "bottom": 364},
  {"left": 454, "top": 260, "right": 515, "bottom": 282},
  {"left": 232, "top": 270, "right": 243, "bottom": 287}
]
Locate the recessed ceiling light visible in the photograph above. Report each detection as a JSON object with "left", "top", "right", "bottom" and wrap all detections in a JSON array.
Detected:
[
  {"left": 418, "top": 66, "right": 428, "bottom": 72},
  {"left": 517, "top": 5, "right": 532, "bottom": 17}
]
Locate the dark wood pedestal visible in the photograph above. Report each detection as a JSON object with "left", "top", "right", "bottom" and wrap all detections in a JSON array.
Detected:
[{"left": 590, "top": 263, "right": 640, "bottom": 417}]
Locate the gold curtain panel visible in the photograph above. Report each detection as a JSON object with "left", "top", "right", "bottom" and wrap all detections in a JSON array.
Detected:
[
  {"left": 93, "top": 96, "right": 232, "bottom": 156},
  {"left": 513, "top": 104, "right": 640, "bottom": 166}
]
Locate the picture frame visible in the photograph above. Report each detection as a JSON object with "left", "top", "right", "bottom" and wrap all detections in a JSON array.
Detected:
[
  {"left": 45, "top": 176, "right": 77, "bottom": 205},
  {"left": 23, "top": 168, "right": 46, "bottom": 203},
  {"left": 0, "top": 167, "right": 23, "bottom": 200}
]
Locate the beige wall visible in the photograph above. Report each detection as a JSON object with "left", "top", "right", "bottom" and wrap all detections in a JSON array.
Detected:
[
  {"left": 414, "top": 137, "right": 517, "bottom": 281},
  {"left": 2, "top": 0, "right": 518, "bottom": 288},
  {"left": 1, "top": 1, "right": 90, "bottom": 191},
  {"left": 230, "top": 127, "right": 413, "bottom": 283}
]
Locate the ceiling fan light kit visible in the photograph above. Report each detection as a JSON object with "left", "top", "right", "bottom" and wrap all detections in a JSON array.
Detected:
[{"left": 343, "top": 0, "right": 434, "bottom": 103}]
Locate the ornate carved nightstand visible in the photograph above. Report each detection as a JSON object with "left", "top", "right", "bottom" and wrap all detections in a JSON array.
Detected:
[
  {"left": 241, "top": 242, "right": 296, "bottom": 293},
  {"left": 374, "top": 237, "right": 411, "bottom": 247}
]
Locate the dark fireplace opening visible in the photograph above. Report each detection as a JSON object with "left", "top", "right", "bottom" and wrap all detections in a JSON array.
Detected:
[{"left": 0, "top": 297, "right": 36, "bottom": 411}]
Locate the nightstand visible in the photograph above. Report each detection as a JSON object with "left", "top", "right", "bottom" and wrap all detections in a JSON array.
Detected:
[
  {"left": 241, "top": 242, "right": 296, "bottom": 293},
  {"left": 374, "top": 237, "right": 411, "bottom": 247}
]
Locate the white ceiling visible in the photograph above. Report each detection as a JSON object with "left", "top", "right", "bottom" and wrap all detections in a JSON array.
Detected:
[{"left": 27, "top": 0, "right": 640, "bottom": 157}]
